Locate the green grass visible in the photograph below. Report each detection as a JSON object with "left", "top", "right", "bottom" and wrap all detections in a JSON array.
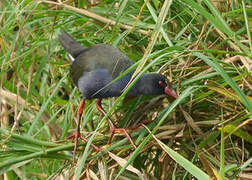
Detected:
[{"left": 1, "top": 0, "right": 252, "bottom": 179}]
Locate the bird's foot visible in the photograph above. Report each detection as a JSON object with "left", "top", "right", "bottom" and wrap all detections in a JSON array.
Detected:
[
  {"left": 67, "top": 131, "right": 101, "bottom": 152},
  {"left": 67, "top": 131, "right": 101, "bottom": 164},
  {"left": 107, "top": 120, "right": 153, "bottom": 149},
  {"left": 107, "top": 127, "right": 137, "bottom": 149}
]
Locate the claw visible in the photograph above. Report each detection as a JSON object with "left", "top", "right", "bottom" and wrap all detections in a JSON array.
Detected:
[{"left": 96, "top": 99, "right": 152, "bottom": 149}]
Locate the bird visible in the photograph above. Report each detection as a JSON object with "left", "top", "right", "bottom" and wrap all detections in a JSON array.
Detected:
[{"left": 58, "top": 30, "right": 178, "bottom": 161}]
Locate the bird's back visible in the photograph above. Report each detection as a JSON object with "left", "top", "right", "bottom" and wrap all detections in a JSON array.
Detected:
[{"left": 71, "top": 44, "right": 134, "bottom": 86}]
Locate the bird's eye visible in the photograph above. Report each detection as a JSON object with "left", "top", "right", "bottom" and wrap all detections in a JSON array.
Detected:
[{"left": 158, "top": 81, "right": 164, "bottom": 86}]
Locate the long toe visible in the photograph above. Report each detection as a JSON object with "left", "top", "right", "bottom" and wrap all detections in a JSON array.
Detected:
[
  {"left": 108, "top": 128, "right": 137, "bottom": 149},
  {"left": 79, "top": 136, "right": 101, "bottom": 152},
  {"left": 66, "top": 130, "right": 101, "bottom": 164}
]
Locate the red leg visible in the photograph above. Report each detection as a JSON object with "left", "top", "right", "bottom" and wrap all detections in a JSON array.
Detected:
[
  {"left": 96, "top": 99, "right": 137, "bottom": 149},
  {"left": 67, "top": 99, "right": 100, "bottom": 164}
]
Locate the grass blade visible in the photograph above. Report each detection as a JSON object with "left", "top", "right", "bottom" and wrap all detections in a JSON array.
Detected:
[
  {"left": 194, "top": 52, "right": 252, "bottom": 114},
  {"left": 151, "top": 131, "right": 209, "bottom": 180}
]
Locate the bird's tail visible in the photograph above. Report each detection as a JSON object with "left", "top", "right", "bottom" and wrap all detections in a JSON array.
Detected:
[{"left": 59, "top": 30, "right": 86, "bottom": 61}]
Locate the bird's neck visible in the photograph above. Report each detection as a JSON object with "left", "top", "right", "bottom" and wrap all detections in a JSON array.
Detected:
[{"left": 123, "top": 73, "right": 149, "bottom": 96}]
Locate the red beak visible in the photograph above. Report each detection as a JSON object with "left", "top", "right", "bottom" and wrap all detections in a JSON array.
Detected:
[{"left": 165, "top": 86, "right": 178, "bottom": 99}]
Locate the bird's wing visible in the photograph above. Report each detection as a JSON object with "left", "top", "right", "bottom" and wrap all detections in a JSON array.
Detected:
[{"left": 71, "top": 44, "right": 134, "bottom": 85}]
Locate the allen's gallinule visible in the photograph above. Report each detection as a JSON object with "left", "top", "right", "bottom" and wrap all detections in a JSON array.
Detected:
[{"left": 59, "top": 30, "right": 178, "bottom": 160}]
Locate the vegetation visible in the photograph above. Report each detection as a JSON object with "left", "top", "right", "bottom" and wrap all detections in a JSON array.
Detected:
[{"left": 0, "top": 0, "right": 251, "bottom": 179}]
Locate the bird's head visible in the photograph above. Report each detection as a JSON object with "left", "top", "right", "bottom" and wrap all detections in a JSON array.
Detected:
[{"left": 139, "top": 74, "right": 178, "bottom": 99}]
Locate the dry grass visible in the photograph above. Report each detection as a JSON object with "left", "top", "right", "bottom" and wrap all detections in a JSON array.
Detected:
[{"left": 0, "top": 0, "right": 252, "bottom": 179}]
